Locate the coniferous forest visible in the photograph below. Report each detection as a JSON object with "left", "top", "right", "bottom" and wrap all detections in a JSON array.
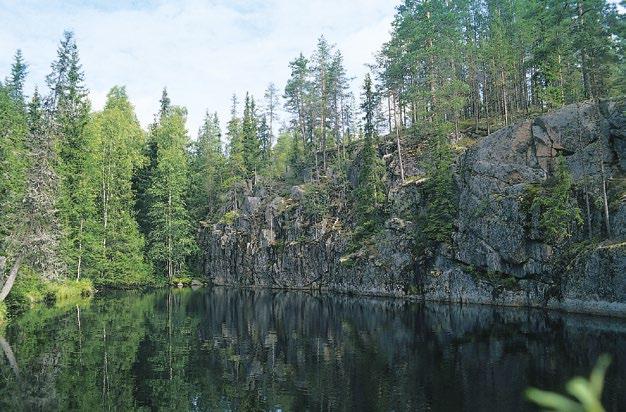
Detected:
[
  {"left": 1, "top": 1, "right": 626, "bottom": 411},
  {"left": 0, "top": 0, "right": 624, "bottom": 311}
]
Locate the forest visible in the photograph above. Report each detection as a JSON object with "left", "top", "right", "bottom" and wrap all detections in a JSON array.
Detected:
[{"left": 0, "top": 0, "right": 624, "bottom": 317}]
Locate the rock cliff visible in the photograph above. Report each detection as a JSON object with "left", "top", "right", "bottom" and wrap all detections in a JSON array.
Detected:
[{"left": 200, "top": 99, "right": 626, "bottom": 316}]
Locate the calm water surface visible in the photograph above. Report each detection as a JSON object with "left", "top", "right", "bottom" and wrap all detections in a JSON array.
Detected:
[{"left": 0, "top": 288, "right": 625, "bottom": 411}]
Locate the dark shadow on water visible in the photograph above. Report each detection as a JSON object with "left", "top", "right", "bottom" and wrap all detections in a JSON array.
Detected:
[{"left": 1, "top": 287, "right": 625, "bottom": 411}]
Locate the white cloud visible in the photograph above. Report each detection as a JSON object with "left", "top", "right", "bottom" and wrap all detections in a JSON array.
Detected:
[{"left": 0, "top": 0, "right": 395, "bottom": 135}]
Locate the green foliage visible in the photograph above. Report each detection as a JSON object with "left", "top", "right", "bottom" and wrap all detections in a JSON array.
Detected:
[
  {"left": 301, "top": 181, "right": 331, "bottom": 220},
  {"left": 265, "top": 131, "right": 293, "bottom": 179},
  {"left": 226, "top": 95, "right": 246, "bottom": 183},
  {"left": 283, "top": 37, "right": 355, "bottom": 178},
  {"left": 220, "top": 211, "right": 240, "bottom": 225},
  {"left": 188, "top": 111, "right": 226, "bottom": 223},
  {"left": 46, "top": 31, "right": 93, "bottom": 279},
  {"left": 531, "top": 156, "right": 583, "bottom": 243},
  {"left": 287, "top": 132, "right": 306, "bottom": 182},
  {"left": 242, "top": 93, "right": 261, "bottom": 178},
  {"left": 85, "top": 86, "right": 152, "bottom": 287},
  {"left": 4, "top": 49, "right": 28, "bottom": 102},
  {"left": 170, "top": 276, "right": 192, "bottom": 286},
  {"left": 526, "top": 355, "right": 611, "bottom": 412},
  {"left": 377, "top": 0, "right": 623, "bottom": 131},
  {"left": 146, "top": 108, "right": 195, "bottom": 279},
  {"left": 354, "top": 74, "right": 386, "bottom": 229},
  {"left": 0, "top": 301, "right": 6, "bottom": 326},
  {"left": 422, "top": 133, "right": 456, "bottom": 243},
  {"left": 4, "top": 266, "right": 93, "bottom": 315},
  {"left": 46, "top": 279, "right": 94, "bottom": 301},
  {"left": 4, "top": 266, "right": 47, "bottom": 314},
  {"left": 0, "top": 85, "right": 28, "bottom": 258}
]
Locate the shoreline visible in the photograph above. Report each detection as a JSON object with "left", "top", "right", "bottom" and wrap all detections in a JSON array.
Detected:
[{"left": 204, "top": 281, "right": 626, "bottom": 320}]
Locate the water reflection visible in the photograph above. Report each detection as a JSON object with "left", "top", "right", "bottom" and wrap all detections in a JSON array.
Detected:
[{"left": 0, "top": 288, "right": 625, "bottom": 411}]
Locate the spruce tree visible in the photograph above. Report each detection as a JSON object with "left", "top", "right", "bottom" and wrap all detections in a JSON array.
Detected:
[
  {"left": 422, "top": 133, "right": 456, "bottom": 243},
  {"left": 133, "top": 88, "right": 171, "bottom": 239},
  {"left": 46, "top": 31, "right": 92, "bottom": 279},
  {"left": 146, "top": 107, "right": 194, "bottom": 280},
  {"left": 242, "top": 93, "right": 260, "bottom": 179},
  {"left": 226, "top": 94, "right": 245, "bottom": 185},
  {"left": 188, "top": 110, "right": 225, "bottom": 222},
  {"left": 354, "top": 74, "right": 384, "bottom": 230},
  {"left": 5, "top": 50, "right": 28, "bottom": 103}
]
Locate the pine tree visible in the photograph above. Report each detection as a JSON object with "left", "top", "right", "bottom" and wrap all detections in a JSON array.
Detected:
[
  {"left": 311, "top": 36, "right": 333, "bottom": 173},
  {"left": 86, "top": 86, "right": 151, "bottom": 286},
  {"left": 263, "top": 82, "right": 279, "bottom": 143},
  {"left": 146, "top": 107, "right": 194, "bottom": 279},
  {"left": 375, "top": 0, "right": 624, "bottom": 135},
  {"left": 284, "top": 53, "right": 312, "bottom": 151}
]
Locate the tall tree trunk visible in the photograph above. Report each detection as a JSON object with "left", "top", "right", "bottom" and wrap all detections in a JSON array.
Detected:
[
  {"left": 0, "top": 255, "right": 23, "bottom": 302},
  {"left": 102, "top": 325, "right": 109, "bottom": 405},
  {"left": 76, "top": 218, "right": 83, "bottom": 281},
  {"left": 321, "top": 66, "right": 327, "bottom": 175},
  {"left": 501, "top": 70, "right": 509, "bottom": 126},
  {"left": 0, "top": 337, "right": 19, "bottom": 376},
  {"left": 577, "top": 0, "right": 593, "bottom": 99},
  {"left": 387, "top": 95, "right": 393, "bottom": 133},
  {"left": 558, "top": 54, "right": 566, "bottom": 107},
  {"left": 600, "top": 161, "right": 611, "bottom": 238},
  {"left": 393, "top": 94, "right": 405, "bottom": 183},
  {"left": 485, "top": 74, "right": 491, "bottom": 135},
  {"left": 168, "top": 291, "right": 173, "bottom": 380},
  {"left": 168, "top": 190, "right": 173, "bottom": 279},
  {"left": 427, "top": 10, "right": 436, "bottom": 122}
]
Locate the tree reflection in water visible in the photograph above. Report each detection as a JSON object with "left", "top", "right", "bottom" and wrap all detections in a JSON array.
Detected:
[{"left": 0, "top": 288, "right": 625, "bottom": 411}]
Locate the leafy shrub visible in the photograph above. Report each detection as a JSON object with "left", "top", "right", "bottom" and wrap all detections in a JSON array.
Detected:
[
  {"left": 526, "top": 355, "right": 611, "bottom": 412},
  {"left": 47, "top": 279, "right": 94, "bottom": 301},
  {"left": 301, "top": 181, "right": 331, "bottom": 220},
  {"left": 5, "top": 266, "right": 48, "bottom": 314},
  {"left": 171, "top": 276, "right": 192, "bottom": 286},
  {"left": 220, "top": 210, "right": 240, "bottom": 225},
  {"left": 4, "top": 266, "right": 95, "bottom": 315}
]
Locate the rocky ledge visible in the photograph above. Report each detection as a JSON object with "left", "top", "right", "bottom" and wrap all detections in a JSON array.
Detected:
[{"left": 200, "top": 99, "right": 626, "bottom": 317}]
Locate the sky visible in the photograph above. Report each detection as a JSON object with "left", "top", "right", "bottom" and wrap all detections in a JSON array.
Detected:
[{"left": 0, "top": 0, "right": 397, "bottom": 135}]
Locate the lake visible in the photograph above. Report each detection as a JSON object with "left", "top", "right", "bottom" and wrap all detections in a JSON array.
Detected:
[{"left": 0, "top": 288, "right": 625, "bottom": 411}]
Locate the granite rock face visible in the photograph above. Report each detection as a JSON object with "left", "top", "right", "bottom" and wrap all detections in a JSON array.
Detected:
[{"left": 201, "top": 99, "right": 626, "bottom": 316}]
